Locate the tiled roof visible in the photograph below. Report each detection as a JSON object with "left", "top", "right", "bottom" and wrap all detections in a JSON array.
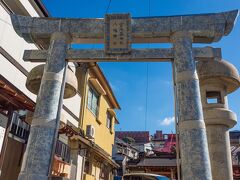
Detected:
[
  {"left": 231, "top": 146, "right": 240, "bottom": 166},
  {"left": 115, "top": 131, "right": 150, "bottom": 143},
  {"left": 135, "top": 158, "right": 177, "bottom": 167},
  {"left": 230, "top": 131, "right": 240, "bottom": 140}
]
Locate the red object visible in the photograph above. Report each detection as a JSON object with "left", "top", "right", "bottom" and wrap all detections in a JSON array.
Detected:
[{"left": 153, "top": 133, "right": 176, "bottom": 153}]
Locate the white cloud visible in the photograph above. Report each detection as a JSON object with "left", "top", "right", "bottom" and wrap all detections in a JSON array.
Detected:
[{"left": 159, "top": 116, "right": 175, "bottom": 126}]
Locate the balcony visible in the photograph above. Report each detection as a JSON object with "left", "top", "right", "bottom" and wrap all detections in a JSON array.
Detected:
[
  {"left": 52, "top": 140, "right": 71, "bottom": 179},
  {"left": 55, "top": 140, "right": 70, "bottom": 163},
  {"left": 9, "top": 112, "right": 30, "bottom": 143}
]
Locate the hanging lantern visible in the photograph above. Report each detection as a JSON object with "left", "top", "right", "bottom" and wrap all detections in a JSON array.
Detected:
[{"left": 26, "top": 64, "right": 78, "bottom": 99}]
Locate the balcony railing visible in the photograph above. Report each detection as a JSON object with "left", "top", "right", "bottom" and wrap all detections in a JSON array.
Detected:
[
  {"left": 9, "top": 112, "right": 30, "bottom": 143},
  {"left": 55, "top": 140, "right": 70, "bottom": 163}
]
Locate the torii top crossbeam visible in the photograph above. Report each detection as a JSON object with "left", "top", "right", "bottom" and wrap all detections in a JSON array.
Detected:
[{"left": 11, "top": 10, "right": 238, "bottom": 49}]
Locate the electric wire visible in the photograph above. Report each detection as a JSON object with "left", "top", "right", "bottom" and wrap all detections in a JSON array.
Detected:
[
  {"left": 144, "top": 63, "right": 149, "bottom": 131},
  {"left": 144, "top": 0, "right": 151, "bottom": 131},
  {"left": 106, "top": 0, "right": 112, "bottom": 14}
]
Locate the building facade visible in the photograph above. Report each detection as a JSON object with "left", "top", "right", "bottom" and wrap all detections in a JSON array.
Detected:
[
  {"left": 112, "top": 137, "right": 139, "bottom": 176},
  {"left": 230, "top": 131, "right": 240, "bottom": 179},
  {"left": 73, "top": 63, "right": 120, "bottom": 180},
  {"left": 115, "top": 131, "right": 152, "bottom": 153},
  {"left": 115, "top": 130, "right": 177, "bottom": 179}
]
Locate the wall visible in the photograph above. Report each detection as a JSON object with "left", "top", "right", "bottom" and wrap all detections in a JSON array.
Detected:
[
  {"left": 0, "top": 137, "right": 24, "bottom": 180},
  {"left": 82, "top": 79, "right": 115, "bottom": 155},
  {"left": 0, "top": 114, "right": 7, "bottom": 154}
]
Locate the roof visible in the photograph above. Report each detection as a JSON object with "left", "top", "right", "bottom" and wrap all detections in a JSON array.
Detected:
[
  {"left": 123, "top": 173, "right": 167, "bottom": 178},
  {"left": 0, "top": 75, "right": 35, "bottom": 112},
  {"left": 115, "top": 137, "right": 128, "bottom": 146},
  {"left": 71, "top": 134, "right": 119, "bottom": 168},
  {"left": 33, "top": 0, "right": 50, "bottom": 17},
  {"left": 231, "top": 146, "right": 240, "bottom": 166},
  {"left": 230, "top": 131, "right": 240, "bottom": 139},
  {"left": 136, "top": 158, "right": 177, "bottom": 167},
  {"left": 153, "top": 141, "right": 176, "bottom": 153},
  {"left": 115, "top": 137, "right": 139, "bottom": 151},
  {"left": 116, "top": 131, "right": 150, "bottom": 144}
]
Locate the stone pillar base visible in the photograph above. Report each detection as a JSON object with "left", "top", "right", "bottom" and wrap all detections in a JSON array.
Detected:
[{"left": 18, "top": 173, "right": 49, "bottom": 180}]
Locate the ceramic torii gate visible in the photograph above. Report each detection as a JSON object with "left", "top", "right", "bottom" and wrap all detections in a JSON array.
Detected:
[{"left": 10, "top": 10, "right": 238, "bottom": 180}]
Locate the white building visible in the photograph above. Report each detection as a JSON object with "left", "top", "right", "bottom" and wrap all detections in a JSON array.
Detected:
[{"left": 0, "top": 1, "right": 81, "bottom": 179}]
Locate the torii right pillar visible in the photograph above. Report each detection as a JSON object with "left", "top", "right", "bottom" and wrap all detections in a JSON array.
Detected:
[
  {"left": 197, "top": 59, "right": 240, "bottom": 180},
  {"left": 172, "top": 32, "right": 212, "bottom": 180}
]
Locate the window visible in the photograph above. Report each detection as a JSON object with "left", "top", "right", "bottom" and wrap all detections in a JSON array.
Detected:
[
  {"left": 206, "top": 91, "right": 222, "bottom": 104},
  {"left": 106, "top": 112, "right": 112, "bottom": 129},
  {"left": 164, "top": 134, "right": 168, "bottom": 140},
  {"left": 87, "top": 86, "right": 99, "bottom": 116},
  {"left": 84, "top": 160, "right": 90, "bottom": 174}
]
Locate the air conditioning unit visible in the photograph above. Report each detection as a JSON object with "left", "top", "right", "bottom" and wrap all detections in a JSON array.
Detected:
[{"left": 86, "top": 125, "right": 95, "bottom": 139}]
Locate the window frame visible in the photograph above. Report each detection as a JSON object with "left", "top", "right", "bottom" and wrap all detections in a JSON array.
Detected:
[
  {"left": 87, "top": 85, "right": 99, "bottom": 117},
  {"left": 106, "top": 111, "right": 112, "bottom": 130}
]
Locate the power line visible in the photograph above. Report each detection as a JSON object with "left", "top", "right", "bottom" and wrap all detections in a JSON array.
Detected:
[
  {"left": 144, "top": 63, "right": 149, "bottom": 131},
  {"left": 144, "top": 0, "right": 151, "bottom": 131},
  {"left": 106, "top": 0, "right": 112, "bottom": 14},
  {"left": 148, "top": 0, "right": 151, "bottom": 16}
]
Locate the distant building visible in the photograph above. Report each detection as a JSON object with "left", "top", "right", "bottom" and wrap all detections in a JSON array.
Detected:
[
  {"left": 152, "top": 131, "right": 176, "bottom": 154},
  {"left": 115, "top": 130, "right": 178, "bottom": 179},
  {"left": 127, "top": 156, "right": 177, "bottom": 179},
  {"left": 112, "top": 137, "right": 139, "bottom": 176},
  {"left": 230, "top": 130, "right": 240, "bottom": 179},
  {"left": 230, "top": 130, "right": 240, "bottom": 146},
  {"left": 115, "top": 131, "right": 152, "bottom": 153}
]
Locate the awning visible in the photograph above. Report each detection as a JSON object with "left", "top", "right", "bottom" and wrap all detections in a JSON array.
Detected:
[
  {"left": 0, "top": 75, "right": 35, "bottom": 112},
  {"left": 71, "top": 134, "right": 119, "bottom": 168},
  {"left": 136, "top": 158, "right": 176, "bottom": 167},
  {"left": 59, "top": 123, "right": 78, "bottom": 137}
]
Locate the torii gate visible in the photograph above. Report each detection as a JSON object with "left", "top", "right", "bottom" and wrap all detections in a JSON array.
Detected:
[{"left": 10, "top": 10, "right": 238, "bottom": 180}]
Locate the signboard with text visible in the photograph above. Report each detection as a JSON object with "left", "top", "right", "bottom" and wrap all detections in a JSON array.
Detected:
[{"left": 105, "top": 14, "right": 131, "bottom": 54}]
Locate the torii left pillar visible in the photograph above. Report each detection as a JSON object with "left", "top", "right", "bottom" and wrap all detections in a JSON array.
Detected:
[{"left": 19, "top": 32, "right": 69, "bottom": 180}]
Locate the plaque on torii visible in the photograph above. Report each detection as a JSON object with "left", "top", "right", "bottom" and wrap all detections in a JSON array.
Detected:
[{"left": 105, "top": 14, "right": 131, "bottom": 54}]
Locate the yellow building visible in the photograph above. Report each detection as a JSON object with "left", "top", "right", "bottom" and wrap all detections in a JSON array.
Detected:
[{"left": 73, "top": 62, "right": 120, "bottom": 180}]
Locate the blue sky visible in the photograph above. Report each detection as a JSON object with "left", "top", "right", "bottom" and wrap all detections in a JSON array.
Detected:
[{"left": 42, "top": 0, "right": 240, "bottom": 134}]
